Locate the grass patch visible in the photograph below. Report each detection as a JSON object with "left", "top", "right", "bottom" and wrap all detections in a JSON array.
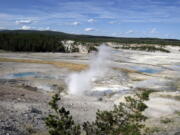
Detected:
[
  {"left": 159, "top": 94, "right": 180, "bottom": 101},
  {"left": 0, "top": 58, "right": 87, "bottom": 71},
  {"left": 31, "top": 131, "right": 49, "bottom": 135},
  {"left": 131, "top": 78, "right": 145, "bottom": 81},
  {"left": 121, "top": 45, "right": 170, "bottom": 53},
  {"left": 145, "top": 127, "right": 162, "bottom": 134},
  {"left": 0, "top": 58, "right": 152, "bottom": 76},
  {"left": 137, "top": 88, "right": 156, "bottom": 93},
  {"left": 174, "top": 111, "right": 180, "bottom": 116},
  {"left": 160, "top": 118, "right": 173, "bottom": 124},
  {"left": 24, "top": 124, "right": 36, "bottom": 134}
]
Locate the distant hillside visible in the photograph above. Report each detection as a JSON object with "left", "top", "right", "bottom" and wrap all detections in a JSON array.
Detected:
[{"left": 0, "top": 30, "right": 180, "bottom": 52}]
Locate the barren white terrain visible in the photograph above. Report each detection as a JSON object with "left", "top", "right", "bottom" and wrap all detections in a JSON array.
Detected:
[{"left": 0, "top": 46, "right": 180, "bottom": 135}]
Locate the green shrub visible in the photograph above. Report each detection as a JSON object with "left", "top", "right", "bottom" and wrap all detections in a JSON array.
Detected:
[
  {"left": 45, "top": 94, "right": 81, "bottom": 135},
  {"left": 45, "top": 91, "right": 150, "bottom": 135}
]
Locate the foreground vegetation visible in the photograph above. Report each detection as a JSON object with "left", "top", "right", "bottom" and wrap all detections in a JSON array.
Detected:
[
  {"left": 0, "top": 30, "right": 180, "bottom": 52},
  {"left": 45, "top": 90, "right": 151, "bottom": 135}
]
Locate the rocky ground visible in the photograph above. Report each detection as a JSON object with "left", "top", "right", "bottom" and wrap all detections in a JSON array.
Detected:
[
  {"left": 0, "top": 78, "right": 116, "bottom": 135},
  {"left": 0, "top": 46, "right": 180, "bottom": 135},
  {"left": 0, "top": 82, "right": 50, "bottom": 135}
]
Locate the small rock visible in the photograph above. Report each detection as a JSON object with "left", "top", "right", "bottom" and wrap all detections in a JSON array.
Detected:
[
  {"left": 20, "top": 94, "right": 25, "bottom": 97},
  {"left": 98, "top": 97, "right": 103, "bottom": 101},
  {"left": 175, "top": 132, "right": 180, "bottom": 135},
  {"left": 30, "top": 107, "right": 42, "bottom": 114}
]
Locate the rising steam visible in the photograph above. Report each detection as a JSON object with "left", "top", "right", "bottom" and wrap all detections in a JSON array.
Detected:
[{"left": 66, "top": 44, "right": 113, "bottom": 95}]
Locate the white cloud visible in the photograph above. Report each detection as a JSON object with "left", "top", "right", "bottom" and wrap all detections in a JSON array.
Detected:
[
  {"left": 45, "top": 27, "right": 50, "bottom": 30},
  {"left": 0, "top": 13, "right": 13, "bottom": 19},
  {"left": 21, "top": 25, "right": 31, "bottom": 30},
  {"left": 84, "top": 28, "right": 95, "bottom": 32},
  {"left": 88, "top": 18, "right": 96, "bottom": 23},
  {"left": 37, "top": 26, "right": 51, "bottom": 31},
  {"left": 126, "top": 30, "right": 135, "bottom": 34},
  {"left": 72, "top": 21, "right": 80, "bottom": 26},
  {"left": 111, "top": 32, "right": 119, "bottom": 37},
  {"left": 16, "top": 19, "right": 34, "bottom": 25},
  {"left": 108, "top": 21, "right": 117, "bottom": 24},
  {"left": 149, "top": 28, "right": 158, "bottom": 34},
  {"left": 164, "top": 34, "right": 171, "bottom": 38},
  {"left": 0, "top": 27, "right": 5, "bottom": 30},
  {"left": 37, "top": 26, "right": 50, "bottom": 30}
]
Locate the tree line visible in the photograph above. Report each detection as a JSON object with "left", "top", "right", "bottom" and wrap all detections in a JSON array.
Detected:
[{"left": 0, "top": 30, "right": 180, "bottom": 52}]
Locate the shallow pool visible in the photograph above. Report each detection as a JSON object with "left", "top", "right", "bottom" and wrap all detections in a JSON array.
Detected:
[
  {"left": 4, "top": 72, "right": 38, "bottom": 79},
  {"left": 132, "top": 66, "right": 162, "bottom": 74},
  {"left": 137, "top": 68, "right": 161, "bottom": 73},
  {"left": 1, "top": 72, "right": 64, "bottom": 80}
]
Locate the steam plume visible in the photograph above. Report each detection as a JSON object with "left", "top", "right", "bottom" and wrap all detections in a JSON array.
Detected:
[{"left": 66, "top": 44, "right": 113, "bottom": 95}]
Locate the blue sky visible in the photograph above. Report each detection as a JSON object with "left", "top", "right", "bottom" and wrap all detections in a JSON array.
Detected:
[{"left": 0, "top": 0, "right": 180, "bottom": 39}]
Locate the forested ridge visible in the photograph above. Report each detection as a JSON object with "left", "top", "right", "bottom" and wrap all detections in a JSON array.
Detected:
[{"left": 0, "top": 30, "right": 180, "bottom": 52}]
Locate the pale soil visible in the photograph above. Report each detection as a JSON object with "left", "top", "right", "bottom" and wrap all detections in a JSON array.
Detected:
[{"left": 0, "top": 47, "right": 180, "bottom": 135}]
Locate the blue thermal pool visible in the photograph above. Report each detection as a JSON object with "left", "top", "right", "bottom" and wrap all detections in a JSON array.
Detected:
[
  {"left": 4, "top": 72, "right": 38, "bottom": 79},
  {"left": 1, "top": 72, "right": 64, "bottom": 80},
  {"left": 132, "top": 66, "right": 162, "bottom": 74}
]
